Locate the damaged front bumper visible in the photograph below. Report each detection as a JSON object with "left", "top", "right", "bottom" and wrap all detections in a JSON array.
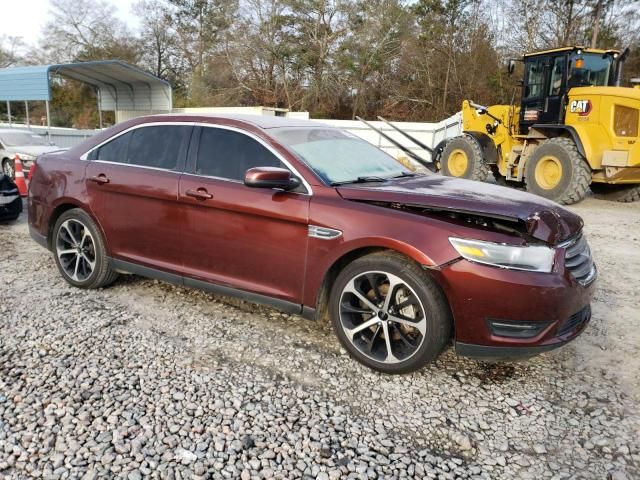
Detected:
[{"left": 433, "top": 256, "right": 596, "bottom": 360}]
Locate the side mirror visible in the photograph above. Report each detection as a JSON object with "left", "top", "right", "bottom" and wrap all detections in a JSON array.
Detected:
[
  {"left": 244, "top": 167, "right": 301, "bottom": 191},
  {"left": 507, "top": 59, "right": 516, "bottom": 75}
]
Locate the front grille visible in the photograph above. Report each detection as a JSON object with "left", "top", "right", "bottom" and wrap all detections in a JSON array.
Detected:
[
  {"left": 557, "top": 305, "right": 591, "bottom": 337},
  {"left": 563, "top": 232, "right": 596, "bottom": 285}
]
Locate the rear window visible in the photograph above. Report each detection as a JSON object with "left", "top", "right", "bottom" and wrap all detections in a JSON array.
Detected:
[
  {"left": 128, "top": 126, "right": 190, "bottom": 170},
  {"left": 91, "top": 132, "right": 131, "bottom": 163},
  {"left": 89, "top": 125, "right": 190, "bottom": 170}
]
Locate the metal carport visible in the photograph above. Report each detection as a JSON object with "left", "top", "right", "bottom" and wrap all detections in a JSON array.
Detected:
[{"left": 0, "top": 60, "right": 172, "bottom": 136}]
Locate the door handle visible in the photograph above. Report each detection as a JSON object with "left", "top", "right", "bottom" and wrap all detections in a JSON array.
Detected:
[
  {"left": 89, "top": 174, "right": 110, "bottom": 185},
  {"left": 186, "top": 188, "right": 213, "bottom": 200}
]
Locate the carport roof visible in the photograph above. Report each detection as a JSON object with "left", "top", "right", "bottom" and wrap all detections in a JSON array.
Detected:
[{"left": 0, "top": 60, "right": 172, "bottom": 111}]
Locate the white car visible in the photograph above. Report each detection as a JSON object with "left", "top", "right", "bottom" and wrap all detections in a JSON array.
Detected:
[{"left": 0, "top": 129, "right": 62, "bottom": 179}]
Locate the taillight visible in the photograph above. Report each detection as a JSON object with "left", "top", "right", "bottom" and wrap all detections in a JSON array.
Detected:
[{"left": 27, "top": 161, "right": 36, "bottom": 181}]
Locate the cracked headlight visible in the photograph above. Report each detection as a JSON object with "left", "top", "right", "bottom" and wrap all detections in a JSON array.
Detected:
[{"left": 449, "top": 237, "right": 555, "bottom": 273}]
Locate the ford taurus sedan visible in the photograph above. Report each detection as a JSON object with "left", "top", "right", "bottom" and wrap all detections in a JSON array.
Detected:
[{"left": 28, "top": 114, "right": 596, "bottom": 373}]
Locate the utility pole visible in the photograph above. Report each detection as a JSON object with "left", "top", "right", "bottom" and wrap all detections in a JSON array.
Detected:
[{"left": 591, "top": 0, "right": 604, "bottom": 48}]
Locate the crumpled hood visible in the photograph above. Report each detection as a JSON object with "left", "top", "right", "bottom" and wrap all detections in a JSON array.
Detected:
[
  {"left": 3, "top": 145, "right": 63, "bottom": 158},
  {"left": 336, "top": 175, "right": 583, "bottom": 244}
]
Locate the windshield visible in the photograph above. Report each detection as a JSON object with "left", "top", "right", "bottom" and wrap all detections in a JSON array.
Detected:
[
  {"left": 270, "top": 127, "right": 410, "bottom": 185},
  {"left": 568, "top": 53, "right": 613, "bottom": 88},
  {"left": 0, "top": 131, "right": 48, "bottom": 147}
]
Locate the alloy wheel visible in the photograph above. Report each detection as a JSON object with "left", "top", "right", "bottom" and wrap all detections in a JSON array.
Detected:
[
  {"left": 339, "top": 271, "right": 427, "bottom": 364},
  {"left": 55, "top": 219, "right": 97, "bottom": 282}
]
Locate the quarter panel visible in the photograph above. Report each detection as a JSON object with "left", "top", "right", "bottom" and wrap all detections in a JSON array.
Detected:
[{"left": 27, "top": 152, "right": 91, "bottom": 239}]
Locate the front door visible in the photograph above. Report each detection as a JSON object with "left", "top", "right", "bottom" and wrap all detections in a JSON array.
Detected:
[
  {"left": 179, "top": 125, "right": 310, "bottom": 304},
  {"left": 85, "top": 124, "right": 192, "bottom": 274}
]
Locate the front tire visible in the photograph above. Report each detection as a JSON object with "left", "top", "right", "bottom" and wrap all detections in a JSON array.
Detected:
[
  {"left": 329, "top": 251, "right": 452, "bottom": 374},
  {"left": 440, "top": 136, "right": 490, "bottom": 182},
  {"left": 524, "top": 137, "right": 591, "bottom": 205},
  {"left": 590, "top": 183, "right": 640, "bottom": 203},
  {"left": 52, "top": 208, "right": 118, "bottom": 289}
]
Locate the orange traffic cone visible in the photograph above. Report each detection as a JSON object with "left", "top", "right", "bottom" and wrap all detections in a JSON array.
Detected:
[{"left": 14, "top": 156, "right": 28, "bottom": 197}]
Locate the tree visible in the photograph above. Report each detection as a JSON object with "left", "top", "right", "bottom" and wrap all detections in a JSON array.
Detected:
[
  {"left": 11, "top": 0, "right": 638, "bottom": 126},
  {"left": 41, "top": 0, "right": 140, "bottom": 63},
  {"left": 167, "top": 0, "right": 238, "bottom": 104},
  {"left": 0, "top": 36, "right": 24, "bottom": 68},
  {"left": 337, "top": 0, "right": 412, "bottom": 119},
  {"left": 280, "top": 0, "right": 349, "bottom": 115}
]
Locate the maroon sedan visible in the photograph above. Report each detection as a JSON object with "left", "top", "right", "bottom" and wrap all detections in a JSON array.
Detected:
[{"left": 28, "top": 114, "right": 596, "bottom": 373}]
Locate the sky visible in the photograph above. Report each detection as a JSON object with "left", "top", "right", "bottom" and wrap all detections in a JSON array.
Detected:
[{"left": 2, "top": 0, "right": 141, "bottom": 47}]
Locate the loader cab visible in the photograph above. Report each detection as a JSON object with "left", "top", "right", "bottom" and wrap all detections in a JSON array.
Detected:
[{"left": 518, "top": 47, "right": 619, "bottom": 134}]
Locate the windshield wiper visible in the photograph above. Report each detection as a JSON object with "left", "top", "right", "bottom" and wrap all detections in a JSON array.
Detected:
[
  {"left": 330, "top": 176, "right": 388, "bottom": 186},
  {"left": 389, "top": 172, "right": 418, "bottom": 179}
]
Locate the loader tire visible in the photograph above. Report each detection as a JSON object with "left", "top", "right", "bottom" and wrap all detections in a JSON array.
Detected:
[
  {"left": 440, "top": 136, "right": 490, "bottom": 182},
  {"left": 524, "top": 137, "right": 591, "bottom": 205},
  {"left": 590, "top": 183, "right": 640, "bottom": 203}
]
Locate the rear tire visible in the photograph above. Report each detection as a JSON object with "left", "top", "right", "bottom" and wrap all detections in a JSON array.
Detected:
[
  {"left": 590, "top": 183, "right": 640, "bottom": 203},
  {"left": 524, "top": 137, "right": 591, "bottom": 205},
  {"left": 440, "top": 136, "right": 490, "bottom": 182},
  {"left": 329, "top": 251, "right": 452, "bottom": 374},
  {"left": 52, "top": 208, "right": 118, "bottom": 289}
]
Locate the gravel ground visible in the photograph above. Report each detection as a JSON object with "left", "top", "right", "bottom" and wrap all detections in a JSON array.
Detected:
[{"left": 1, "top": 198, "right": 639, "bottom": 480}]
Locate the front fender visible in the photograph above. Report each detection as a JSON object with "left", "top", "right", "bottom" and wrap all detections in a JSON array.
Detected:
[
  {"left": 530, "top": 124, "right": 589, "bottom": 159},
  {"left": 464, "top": 131, "right": 499, "bottom": 164}
]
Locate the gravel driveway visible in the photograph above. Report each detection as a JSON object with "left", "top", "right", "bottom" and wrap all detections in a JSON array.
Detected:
[{"left": 1, "top": 198, "right": 638, "bottom": 480}]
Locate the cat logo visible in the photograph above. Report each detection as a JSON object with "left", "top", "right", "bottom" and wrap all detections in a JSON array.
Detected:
[{"left": 570, "top": 99, "right": 592, "bottom": 116}]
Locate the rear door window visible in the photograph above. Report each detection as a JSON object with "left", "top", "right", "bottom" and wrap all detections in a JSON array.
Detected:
[
  {"left": 91, "top": 132, "right": 132, "bottom": 163},
  {"left": 127, "top": 125, "right": 191, "bottom": 171},
  {"left": 196, "top": 127, "right": 284, "bottom": 181}
]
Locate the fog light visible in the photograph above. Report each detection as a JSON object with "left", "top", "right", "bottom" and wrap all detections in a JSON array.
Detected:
[{"left": 486, "top": 319, "right": 550, "bottom": 339}]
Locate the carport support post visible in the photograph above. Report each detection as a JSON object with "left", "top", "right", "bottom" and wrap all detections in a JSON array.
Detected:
[
  {"left": 45, "top": 100, "right": 51, "bottom": 143},
  {"left": 97, "top": 89, "right": 103, "bottom": 129},
  {"left": 25, "top": 101, "right": 30, "bottom": 127}
]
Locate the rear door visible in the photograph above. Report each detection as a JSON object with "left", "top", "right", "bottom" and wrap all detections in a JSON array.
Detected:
[
  {"left": 85, "top": 123, "right": 192, "bottom": 274},
  {"left": 178, "top": 125, "right": 310, "bottom": 304}
]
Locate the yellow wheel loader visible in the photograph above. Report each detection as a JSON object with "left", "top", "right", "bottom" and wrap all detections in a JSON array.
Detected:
[{"left": 439, "top": 46, "right": 640, "bottom": 204}]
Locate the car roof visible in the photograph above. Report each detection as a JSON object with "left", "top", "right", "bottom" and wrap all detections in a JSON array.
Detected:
[{"left": 149, "top": 113, "right": 327, "bottom": 130}]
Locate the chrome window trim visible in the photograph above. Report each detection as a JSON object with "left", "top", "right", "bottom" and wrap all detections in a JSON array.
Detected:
[
  {"left": 181, "top": 171, "right": 244, "bottom": 185},
  {"left": 90, "top": 159, "right": 183, "bottom": 174},
  {"left": 193, "top": 122, "right": 313, "bottom": 195},
  {"left": 80, "top": 120, "right": 314, "bottom": 195}
]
